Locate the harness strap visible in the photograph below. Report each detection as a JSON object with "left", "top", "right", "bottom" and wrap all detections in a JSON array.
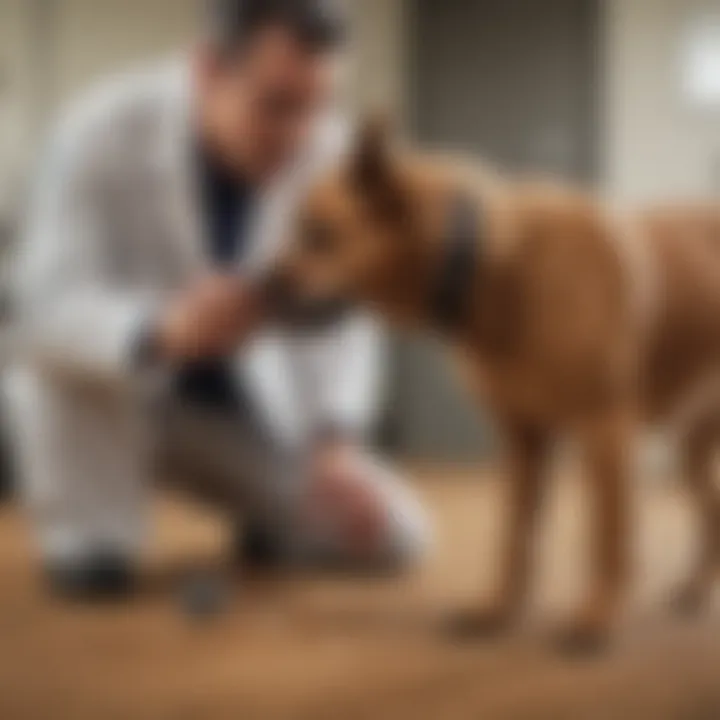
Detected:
[{"left": 429, "top": 192, "right": 482, "bottom": 333}]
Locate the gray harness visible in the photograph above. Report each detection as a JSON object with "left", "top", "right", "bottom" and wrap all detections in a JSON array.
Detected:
[{"left": 429, "top": 192, "right": 481, "bottom": 333}]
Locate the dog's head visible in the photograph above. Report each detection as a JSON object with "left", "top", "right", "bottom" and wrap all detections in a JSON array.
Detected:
[{"left": 266, "top": 116, "right": 443, "bottom": 326}]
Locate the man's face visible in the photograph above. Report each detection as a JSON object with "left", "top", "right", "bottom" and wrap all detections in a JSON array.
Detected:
[{"left": 196, "top": 26, "right": 339, "bottom": 180}]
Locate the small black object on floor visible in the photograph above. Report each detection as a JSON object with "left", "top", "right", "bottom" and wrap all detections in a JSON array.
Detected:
[
  {"left": 0, "top": 411, "right": 15, "bottom": 503},
  {"left": 180, "top": 571, "right": 232, "bottom": 621}
]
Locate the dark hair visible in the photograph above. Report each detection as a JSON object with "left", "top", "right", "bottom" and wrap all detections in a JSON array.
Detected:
[{"left": 208, "top": 0, "right": 346, "bottom": 54}]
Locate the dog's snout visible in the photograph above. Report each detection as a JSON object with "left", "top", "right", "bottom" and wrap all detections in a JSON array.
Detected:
[
  {"left": 259, "top": 267, "right": 352, "bottom": 329},
  {"left": 260, "top": 268, "right": 298, "bottom": 312}
]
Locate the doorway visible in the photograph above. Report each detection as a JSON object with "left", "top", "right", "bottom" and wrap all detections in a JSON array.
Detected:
[{"left": 388, "top": 0, "right": 602, "bottom": 460}]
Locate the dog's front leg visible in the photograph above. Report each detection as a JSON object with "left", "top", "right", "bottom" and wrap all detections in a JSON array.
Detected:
[
  {"left": 557, "top": 404, "right": 632, "bottom": 654},
  {"left": 449, "top": 421, "right": 550, "bottom": 640}
]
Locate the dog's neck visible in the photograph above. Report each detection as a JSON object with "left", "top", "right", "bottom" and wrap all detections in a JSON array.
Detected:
[
  {"left": 358, "top": 154, "right": 523, "bottom": 355},
  {"left": 406, "top": 162, "right": 524, "bottom": 356}
]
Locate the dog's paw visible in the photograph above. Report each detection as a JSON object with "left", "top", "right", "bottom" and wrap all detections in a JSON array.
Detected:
[
  {"left": 552, "top": 614, "right": 611, "bottom": 658},
  {"left": 444, "top": 604, "right": 515, "bottom": 642},
  {"left": 668, "top": 580, "right": 707, "bottom": 619}
]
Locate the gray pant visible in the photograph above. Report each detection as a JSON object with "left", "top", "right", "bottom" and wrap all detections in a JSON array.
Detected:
[
  {"left": 156, "top": 402, "right": 431, "bottom": 570},
  {"left": 8, "top": 371, "right": 430, "bottom": 570}
]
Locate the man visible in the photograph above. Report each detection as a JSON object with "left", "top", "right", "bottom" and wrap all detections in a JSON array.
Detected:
[{"left": 7, "top": 0, "right": 430, "bottom": 600}]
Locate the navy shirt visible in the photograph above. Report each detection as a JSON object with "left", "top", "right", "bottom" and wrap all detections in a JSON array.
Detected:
[{"left": 173, "top": 150, "right": 253, "bottom": 412}]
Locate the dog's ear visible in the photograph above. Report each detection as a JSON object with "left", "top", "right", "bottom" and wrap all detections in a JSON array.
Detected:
[{"left": 350, "top": 114, "right": 406, "bottom": 218}]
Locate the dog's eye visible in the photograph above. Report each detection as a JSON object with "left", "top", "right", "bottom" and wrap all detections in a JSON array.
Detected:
[{"left": 302, "top": 221, "right": 338, "bottom": 256}]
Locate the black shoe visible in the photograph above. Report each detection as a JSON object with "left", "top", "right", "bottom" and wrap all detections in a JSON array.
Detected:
[
  {"left": 0, "top": 422, "right": 15, "bottom": 503},
  {"left": 0, "top": 470, "right": 12, "bottom": 503},
  {"left": 234, "top": 521, "right": 285, "bottom": 572},
  {"left": 45, "top": 552, "right": 136, "bottom": 602}
]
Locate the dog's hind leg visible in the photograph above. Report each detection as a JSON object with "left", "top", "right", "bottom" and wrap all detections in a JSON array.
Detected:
[
  {"left": 448, "top": 421, "right": 551, "bottom": 640},
  {"left": 671, "top": 412, "right": 720, "bottom": 616}
]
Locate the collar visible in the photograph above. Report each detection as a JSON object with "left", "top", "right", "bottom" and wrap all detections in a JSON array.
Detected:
[{"left": 429, "top": 191, "right": 482, "bottom": 333}]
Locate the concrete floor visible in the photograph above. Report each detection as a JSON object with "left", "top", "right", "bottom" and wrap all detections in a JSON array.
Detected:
[{"left": 0, "top": 467, "right": 719, "bottom": 720}]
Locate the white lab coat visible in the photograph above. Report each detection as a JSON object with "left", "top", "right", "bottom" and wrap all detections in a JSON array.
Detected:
[{"left": 5, "top": 60, "right": 384, "bottom": 561}]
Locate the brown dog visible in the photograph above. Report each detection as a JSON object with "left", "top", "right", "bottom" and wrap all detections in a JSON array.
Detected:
[{"left": 271, "top": 118, "right": 720, "bottom": 652}]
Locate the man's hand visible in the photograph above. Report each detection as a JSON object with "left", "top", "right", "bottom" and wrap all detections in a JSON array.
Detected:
[
  {"left": 307, "top": 439, "right": 385, "bottom": 554},
  {"left": 156, "top": 274, "right": 264, "bottom": 361}
]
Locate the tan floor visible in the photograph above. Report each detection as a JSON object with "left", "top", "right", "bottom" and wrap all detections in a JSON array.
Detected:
[{"left": 0, "top": 466, "right": 719, "bottom": 720}]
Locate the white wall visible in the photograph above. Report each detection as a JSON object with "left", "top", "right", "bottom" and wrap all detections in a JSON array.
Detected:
[
  {"left": 54, "top": 0, "right": 202, "bottom": 102},
  {"left": 604, "top": 0, "right": 720, "bottom": 202},
  {"left": 0, "top": 0, "right": 36, "bottom": 216},
  {"left": 348, "top": 0, "right": 407, "bottom": 120}
]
